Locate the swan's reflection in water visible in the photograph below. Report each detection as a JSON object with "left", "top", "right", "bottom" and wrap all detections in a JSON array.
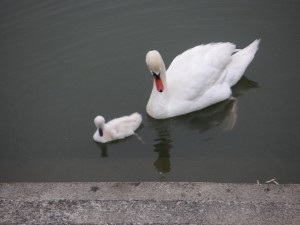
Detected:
[
  {"left": 147, "top": 99, "right": 236, "bottom": 173},
  {"left": 149, "top": 118, "right": 173, "bottom": 173},
  {"left": 94, "top": 76, "right": 257, "bottom": 174},
  {"left": 149, "top": 76, "right": 258, "bottom": 173}
]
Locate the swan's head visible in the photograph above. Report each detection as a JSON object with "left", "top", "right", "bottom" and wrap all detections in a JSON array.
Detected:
[
  {"left": 94, "top": 115, "right": 105, "bottom": 137},
  {"left": 146, "top": 50, "right": 164, "bottom": 93}
]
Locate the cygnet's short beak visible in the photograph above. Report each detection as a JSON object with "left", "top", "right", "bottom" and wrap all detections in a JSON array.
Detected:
[{"left": 98, "top": 128, "right": 103, "bottom": 137}]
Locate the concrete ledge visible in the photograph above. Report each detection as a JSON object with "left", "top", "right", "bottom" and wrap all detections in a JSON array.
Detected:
[{"left": 0, "top": 182, "right": 299, "bottom": 224}]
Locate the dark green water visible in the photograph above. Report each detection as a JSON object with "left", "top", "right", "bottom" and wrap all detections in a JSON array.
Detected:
[{"left": 1, "top": 0, "right": 300, "bottom": 182}]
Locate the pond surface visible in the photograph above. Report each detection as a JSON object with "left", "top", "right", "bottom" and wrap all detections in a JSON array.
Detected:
[{"left": 1, "top": 0, "right": 300, "bottom": 182}]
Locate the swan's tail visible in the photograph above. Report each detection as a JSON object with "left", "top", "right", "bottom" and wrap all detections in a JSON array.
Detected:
[{"left": 226, "top": 39, "right": 260, "bottom": 87}]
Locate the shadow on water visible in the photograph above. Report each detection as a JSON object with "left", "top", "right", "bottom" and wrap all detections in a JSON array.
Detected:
[
  {"left": 148, "top": 76, "right": 258, "bottom": 173},
  {"left": 231, "top": 76, "right": 258, "bottom": 97}
]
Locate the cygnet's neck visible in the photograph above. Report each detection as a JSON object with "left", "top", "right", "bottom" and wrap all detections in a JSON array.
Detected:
[
  {"left": 95, "top": 123, "right": 105, "bottom": 137},
  {"left": 98, "top": 127, "right": 104, "bottom": 137}
]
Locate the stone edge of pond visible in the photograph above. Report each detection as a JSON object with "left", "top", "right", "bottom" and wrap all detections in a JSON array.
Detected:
[{"left": 0, "top": 182, "right": 299, "bottom": 224}]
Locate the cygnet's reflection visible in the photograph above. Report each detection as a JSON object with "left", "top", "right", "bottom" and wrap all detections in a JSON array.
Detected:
[
  {"left": 149, "top": 76, "right": 258, "bottom": 173},
  {"left": 95, "top": 133, "right": 139, "bottom": 158},
  {"left": 96, "top": 142, "right": 108, "bottom": 157}
]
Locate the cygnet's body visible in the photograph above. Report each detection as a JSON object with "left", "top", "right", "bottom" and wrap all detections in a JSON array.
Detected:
[{"left": 93, "top": 112, "right": 142, "bottom": 143}]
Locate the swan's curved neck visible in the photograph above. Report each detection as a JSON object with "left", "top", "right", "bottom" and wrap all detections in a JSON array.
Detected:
[
  {"left": 160, "top": 60, "right": 167, "bottom": 90},
  {"left": 147, "top": 57, "right": 169, "bottom": 118}
]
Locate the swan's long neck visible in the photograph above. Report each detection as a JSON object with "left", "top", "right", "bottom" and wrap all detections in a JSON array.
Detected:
[
  {"left": 160, "top": 59, "right": 168, "bottom": 92},
  {"left": 147, "top": 57, "right": 170, "bottom": 119},
  {"left": 151, "top": 57, "right": 168, "bottom": 97}
]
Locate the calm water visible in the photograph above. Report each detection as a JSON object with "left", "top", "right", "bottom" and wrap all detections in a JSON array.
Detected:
[{"left": 1, "top": 0, "right": 300, "bottom": 182}]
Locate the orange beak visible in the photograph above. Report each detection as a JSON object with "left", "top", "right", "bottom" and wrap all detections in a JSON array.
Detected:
[{"left": 153, "top": 72, "right": 164, "bottom": 92}]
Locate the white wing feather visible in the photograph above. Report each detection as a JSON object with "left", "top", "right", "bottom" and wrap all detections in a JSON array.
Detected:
[{"left": 167, "top": 43, "right": 236, "bottom": 101}]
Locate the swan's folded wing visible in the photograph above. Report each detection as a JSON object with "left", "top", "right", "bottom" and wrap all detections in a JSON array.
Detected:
[
  {"left": 107, "top": 113, "right": 142, "bottom": 139},
  {"left": 167, "top": 43, "right": 236, "bottom": 101}
]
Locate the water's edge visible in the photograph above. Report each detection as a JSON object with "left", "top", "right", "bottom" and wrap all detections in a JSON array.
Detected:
[{"left": 1, "top": 182, "right": 299, "bottom": 224}]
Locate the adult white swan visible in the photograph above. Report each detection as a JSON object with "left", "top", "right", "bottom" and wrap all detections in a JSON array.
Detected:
[{"left": 145, "top": 39, "right": 260, "bottom": 119}]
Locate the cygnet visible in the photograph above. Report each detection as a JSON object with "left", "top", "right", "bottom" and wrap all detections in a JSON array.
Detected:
[{"left": 93, "top": 112, "right": 142, "bottom": 143}]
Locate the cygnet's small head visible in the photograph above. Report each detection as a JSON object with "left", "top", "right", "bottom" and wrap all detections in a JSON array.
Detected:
[
  {"left": 145, "top": 50, "right": 164, "bottom": 93},
  {"left": 94, "top": 116, "right": 105, "bottom": 137},
  {"left": 94, "top": 116, "right": 105, "bottom": 128}
]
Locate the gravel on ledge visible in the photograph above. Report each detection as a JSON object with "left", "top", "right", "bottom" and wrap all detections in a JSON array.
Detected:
[{"left": 0, "top": 182, "right": 299, "bottom": 224}]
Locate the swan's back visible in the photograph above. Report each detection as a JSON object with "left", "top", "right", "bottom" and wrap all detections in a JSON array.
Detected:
[
  {"left": 166, "top": 40, "right": 259, "bottom": 100},
  {"left": 168, "top": 42, "right": 235, "bottom": 75},
  {"left": 166, "top": 42, "right": 237, "bottom": 101},
  {"left": 107, "top": 112, "right": 142, "bottom": 135}
]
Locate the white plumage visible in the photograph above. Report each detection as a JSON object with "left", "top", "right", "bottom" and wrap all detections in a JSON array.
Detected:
[
  {"left": 93, "top": 112, "right": 142, "bottom": 143},
  {"left": 145, "top": 39, "right": 260, "bottom": 119}
]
